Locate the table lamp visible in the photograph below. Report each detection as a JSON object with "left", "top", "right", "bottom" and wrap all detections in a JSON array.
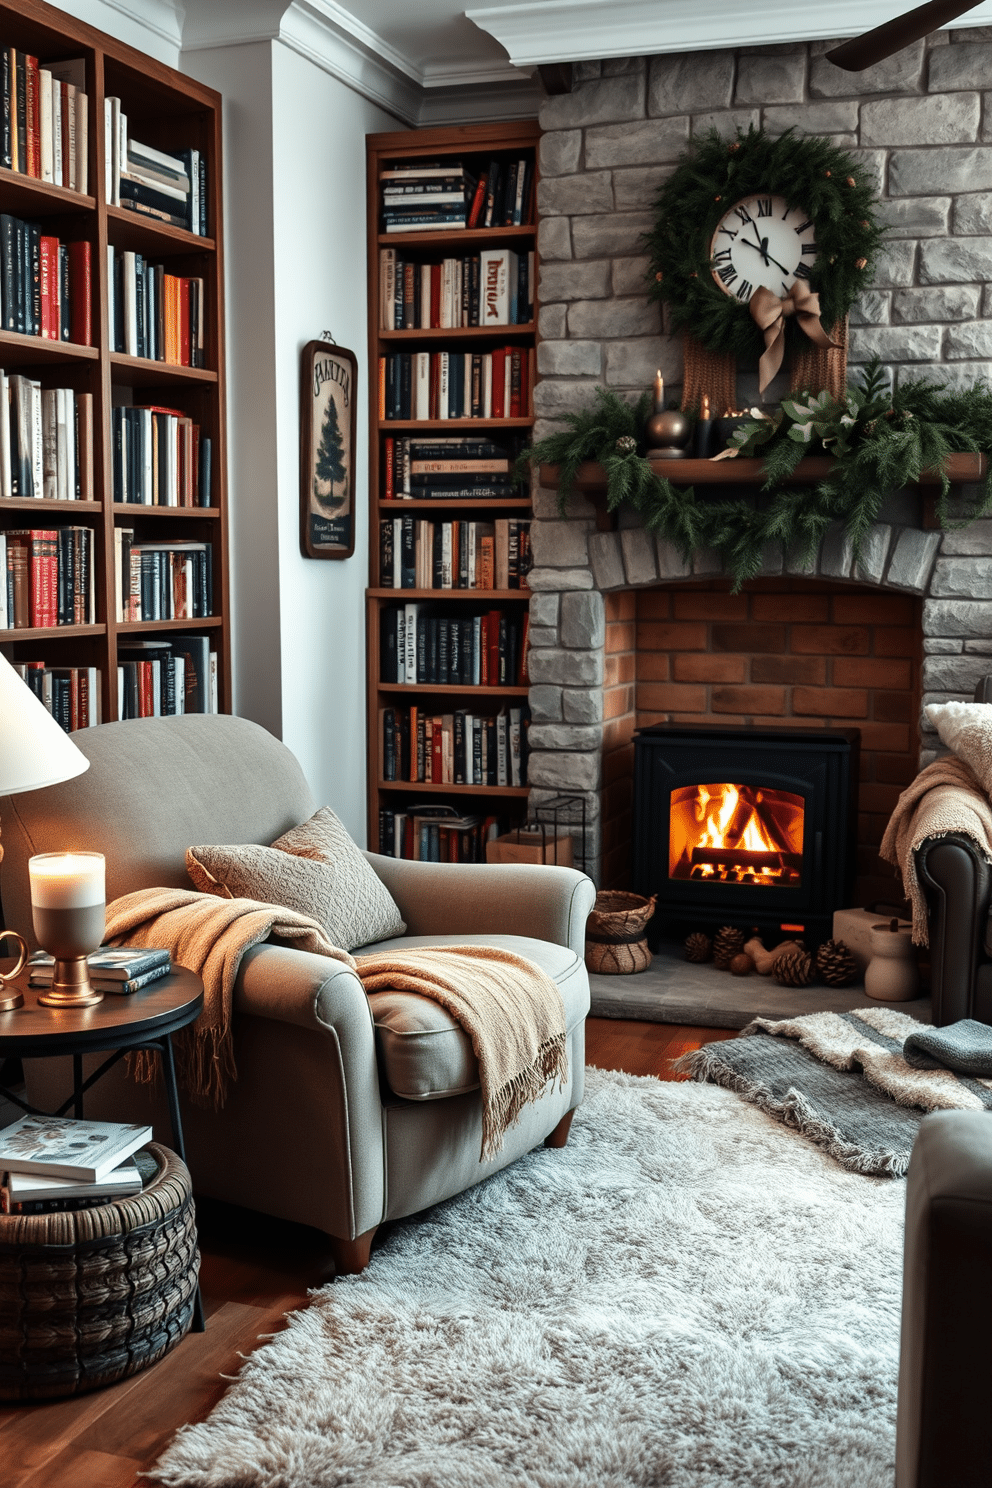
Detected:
[{"left": 0, "top": 654, "right": 91, "bottom": 1010}]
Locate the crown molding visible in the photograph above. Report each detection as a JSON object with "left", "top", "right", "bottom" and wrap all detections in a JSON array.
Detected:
[
  {"left": 466, "top": 0, "right": 992, "bottom": 66},
  {"left": 419, "top": 76, "right": 543, "bottom": 125}
]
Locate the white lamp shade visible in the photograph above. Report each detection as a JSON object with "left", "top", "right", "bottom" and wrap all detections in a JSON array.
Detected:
[{"left": 0, "top": 653, "right": 90, "bottom": 795}]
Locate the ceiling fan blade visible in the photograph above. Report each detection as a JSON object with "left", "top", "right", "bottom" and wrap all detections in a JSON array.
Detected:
[{"left": 826, "top": 0, "right": 983, "bottom": 70}]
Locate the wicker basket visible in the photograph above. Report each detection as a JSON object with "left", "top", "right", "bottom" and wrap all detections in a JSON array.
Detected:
[
  {"left": 585, "top": 891, "right": 657, "bottom": 974},
  {"left": 0, "top": 1143, "right": 199, "bottom": 1400}
]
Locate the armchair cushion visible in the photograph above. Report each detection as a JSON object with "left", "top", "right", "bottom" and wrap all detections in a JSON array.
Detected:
[
  {"left": 187, "top": 807, "right": 405, "bottom": 951},
  {"left": 365, "top": 934, "right": 588, "bottom": 1102}
]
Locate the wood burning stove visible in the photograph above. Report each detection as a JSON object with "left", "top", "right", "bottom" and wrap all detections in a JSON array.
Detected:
[{"left": 632, "top": 725, "right": 859, "bottom": 949}]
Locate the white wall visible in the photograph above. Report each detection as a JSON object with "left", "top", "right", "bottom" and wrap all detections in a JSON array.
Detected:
[{"left": 182, "top": 39, "right": 401, "bottom": 840}]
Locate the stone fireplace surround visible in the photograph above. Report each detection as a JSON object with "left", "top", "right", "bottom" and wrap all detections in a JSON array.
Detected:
[
  {"left": 526, "top": 31, "right": 992, "bottom": 888},
  {"left": 525, "top": 492, "right": 992, "bottom": 887}
]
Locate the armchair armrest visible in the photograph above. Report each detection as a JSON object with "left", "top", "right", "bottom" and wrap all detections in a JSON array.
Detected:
[
  {"left": 914, "top": 833, "right": 992, "bottom": 1025},
  {"left": 365, "top": 854, "right": 597, "bottom": 958},
  {"left": 234, "top": 941, "right": 374, "bottom": 1037},
  {"left": 897, "top": 1111, "right": 992, "bottom": 1488}
]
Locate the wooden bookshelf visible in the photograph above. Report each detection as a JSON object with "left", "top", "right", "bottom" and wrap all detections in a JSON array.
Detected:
[
  {"left": 366, "top": 120, "right": 539, "bottom": 858},
  {"left": 0, "top": 0, "right": 229, "bottom": 723}
]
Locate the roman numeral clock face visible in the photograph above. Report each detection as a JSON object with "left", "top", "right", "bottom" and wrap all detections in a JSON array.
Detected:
[{"left": 710, "top": 195, "right": 818, "bottom": 303}]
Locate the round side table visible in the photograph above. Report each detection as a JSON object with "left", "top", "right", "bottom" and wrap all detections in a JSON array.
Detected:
[{"left": 0, "top": 963, "right": 205, "bottom": 1331}]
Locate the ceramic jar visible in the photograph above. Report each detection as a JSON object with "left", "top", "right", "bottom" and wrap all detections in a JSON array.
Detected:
[{"left": 865, "top": 920, "right": 920, "bottom": 1002}]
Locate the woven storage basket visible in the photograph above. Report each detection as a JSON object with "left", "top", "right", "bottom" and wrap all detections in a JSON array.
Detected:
[
  {"left": 585, "top": 891, "right": 657, "bottom": 974},
  {"left": 0, "top": 1143, "right": 198, "bottom": 1400}
]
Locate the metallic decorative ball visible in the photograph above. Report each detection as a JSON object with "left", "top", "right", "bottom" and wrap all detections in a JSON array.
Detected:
[{"left": 647, "top": 409, "right": 690, "bottom": 458}]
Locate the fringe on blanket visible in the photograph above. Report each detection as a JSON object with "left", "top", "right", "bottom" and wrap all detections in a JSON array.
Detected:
[{"left": 484, "top": 1034, "right": 568, "bottom": 1161}]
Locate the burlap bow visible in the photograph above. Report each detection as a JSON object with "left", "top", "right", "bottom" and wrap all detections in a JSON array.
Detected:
[{"left": 750, "top": 281, "right": 838, "bottom": 395}]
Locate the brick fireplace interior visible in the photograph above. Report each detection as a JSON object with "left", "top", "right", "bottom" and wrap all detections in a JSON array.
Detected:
[{"left": 600, "top": 581, "right": 921, "bottom": 903}]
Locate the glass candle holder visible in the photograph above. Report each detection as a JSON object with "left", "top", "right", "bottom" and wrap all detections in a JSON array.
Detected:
[{"left": 29, "top": 852, "right": 106, "bottom": 1008}]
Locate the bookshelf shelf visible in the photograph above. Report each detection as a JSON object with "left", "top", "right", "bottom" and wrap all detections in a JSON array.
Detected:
[
  {"left": 368, "top": 588, "right": 530, "bottom": 601},
  {"left": 109, "top": 354, "right": 218, "bottom": 386},
  {"left": 2, "top": 499, "right": 102, "bottom": 513},
  {"left": 113, "top": 503, "right": 220, "bottom": 519},
  {"left": 0, "top": 623, "right": 106, "bottom": 641},
  {"left": 0, "top": 331, "right": 99, "bottom": 366},
  {"left": 119, "top": 616, "right": 224, "bottom": 633},
  {"left": 379, "top": 325, "right": 536, "bottom": 342},
  {"left": 0, "top": 0, "right": 229, "bottom": 726},
  {"left": 378, "top": 418, "right": 533, "bottom": 432},
  {"left": 367, "top": 121, "right": 540, "bottom": 856},
  {"left": 379, "top": 780, "right": 530, "bottom": 798},
  {"left": 105, "top": 205, "right": 216, "bottom": 255},
  {"left": 0, "top": 166, "right": 95, "bottom": 215},
  {"left": 378, "top": 225, "right": 535, "bottom": 249}
]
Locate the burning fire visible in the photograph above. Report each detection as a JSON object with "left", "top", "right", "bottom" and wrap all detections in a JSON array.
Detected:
[{"left": 669, "top": 783, "right": 804, "bottom": 888}]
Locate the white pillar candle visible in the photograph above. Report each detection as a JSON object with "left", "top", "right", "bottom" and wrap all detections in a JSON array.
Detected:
[{"left": 28, "top": 852, "right": 105, "bottom": 909}]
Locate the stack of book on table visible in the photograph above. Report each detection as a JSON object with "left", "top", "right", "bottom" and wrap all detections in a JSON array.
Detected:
[
  {"left": 0, "top": 1114, "right": 152, "bottom": 1215},
  {"left": 28, "top": 946, "right": 171, "bottom": 996}
]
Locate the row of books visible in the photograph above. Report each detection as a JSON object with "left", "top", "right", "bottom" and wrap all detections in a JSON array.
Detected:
[
  {"left": 0, "top": 215, "right": 91, "bottom": 342},
  {"left": 1, "top": 51, "right": 88, "bottom": 193},
  {"left": 383, "top": 434, "right": 522, "bottom": 501},
  {"left": 380, "top": 157, "right": 533, "bottom": 233},
  {"left": 378, "top": 347, "right": 530, "bottom": 423},
  {"left": 1, "top": 526, "right": 94, "bottom": 629},
  {"left": 12, "top": 661, "right": 101, "bottom": 731},
  {"left": 381, "top": 604, "right": 529, "bottom": 688},
  {"left": 380, "top": 516, "right": 531, "bottom": 591},
  {"left": 0, "top": 1110, "right": 156, "bottom": 1215},
  {"left": 112, "top": 404, "right": 212, "bottom": 507},
  {"left": 379, "top": 247, "right": 534, "bottom": 330},
  {"left": 114, "top": 530, "right": 213, "bottom": 622},
  {"left": 383, "top": 703, "right": 530, "bottom": 787},
  {"left": 109, "top": 248, "right": 206, "bottom": 367},
  {"left": 117, "top": 636, "right": 218, "bottom": 716},
  {"left": 105, "top": 99, "right": 207, "bottom": 235},
  {"left": 1, "top": 372, "right": 94, "bottom": 500},
  {"left": 377, "top": 807, "right": 513, "bottom": 862}
]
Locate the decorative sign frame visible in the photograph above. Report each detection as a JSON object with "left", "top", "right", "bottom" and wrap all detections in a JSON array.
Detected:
[{"left": 300, "top": 339, "right": 358, "bottom": 560}]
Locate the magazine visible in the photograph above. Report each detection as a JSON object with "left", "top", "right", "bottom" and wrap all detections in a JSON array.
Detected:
[
  {"left": 27, "top": 947, "right": 171, "bottom": 982},
  {"left": 0, "top": 1115, "right": 153, "bottom": 1182}
]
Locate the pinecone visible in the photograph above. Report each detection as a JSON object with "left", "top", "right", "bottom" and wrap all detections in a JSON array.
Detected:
[
  {"left": 616, "top": 434, "right": 637, "bottom": 456},
  {"left": 774, "top": 949, "right": 816, "bottom": 987},
  {"left": 684, "top": 932, "right": 712, "bottom": 963},
  {"left": 713, "top": 925, "right": 745, "bottom": 969},
  {"left": 816, "top": 939, "right": 858, "bottom": 987}
]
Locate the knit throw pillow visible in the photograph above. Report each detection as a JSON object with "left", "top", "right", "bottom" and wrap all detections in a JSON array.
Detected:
[
  {"left": 925, "top": 701, "right": 992, "bottom": 796},
  {"left": 187, "top": 807, "right": 405, "bottom": 952}
]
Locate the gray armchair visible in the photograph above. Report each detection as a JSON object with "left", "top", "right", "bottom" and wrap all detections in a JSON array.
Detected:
[{"left": 0, "top": 715, "right": 595, "bottom": 1272}]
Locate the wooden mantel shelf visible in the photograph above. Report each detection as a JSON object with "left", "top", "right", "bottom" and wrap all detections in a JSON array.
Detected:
[{"left": 539, "top": 452, "right": 987, "bottom": 491}]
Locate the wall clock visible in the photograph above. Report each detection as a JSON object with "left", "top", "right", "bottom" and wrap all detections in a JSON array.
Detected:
[
  {"left": 710, "top": 195, "right": 818, "bottom": 304},
  {"left": 646, "top": 127, "right": 883, "bottom": 366}
]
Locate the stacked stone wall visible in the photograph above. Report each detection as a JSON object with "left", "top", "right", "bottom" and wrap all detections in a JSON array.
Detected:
[{"left": 526, "top": 32, "right": 992, "bottom": 885}]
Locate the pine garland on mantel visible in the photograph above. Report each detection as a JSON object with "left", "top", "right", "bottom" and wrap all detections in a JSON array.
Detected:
[{"left": 519, "top": 366, "right": 992, "bottom": 592}]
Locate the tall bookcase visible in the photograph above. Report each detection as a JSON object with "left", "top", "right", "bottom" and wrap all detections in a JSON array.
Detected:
[
  {"left": 0, "top": 0, "right": 228, "bottom": 718},
  {"left": 365, "top": 121, "right": 539, "bottom": 854}
]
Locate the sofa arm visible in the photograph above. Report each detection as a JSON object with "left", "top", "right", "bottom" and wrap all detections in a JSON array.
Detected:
[
  {"left": 914, "top": 833, "right": 992, "bottom": 1025},
  {"left": 365, "top": 854, "right": 597, "bottom": 958},
  {"left": 234, "top": 941, "right": 374, "bottom": 1035},
  {"left": 897, "top": 1110, "right": 992, "bottom": 1488}
]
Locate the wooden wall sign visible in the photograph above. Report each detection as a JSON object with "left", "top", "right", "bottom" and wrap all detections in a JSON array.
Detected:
[{"left": 300, "top": 339, "right": 358, "bottom": 559}]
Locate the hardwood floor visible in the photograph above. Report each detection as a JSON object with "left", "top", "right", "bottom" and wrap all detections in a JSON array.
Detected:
[{"left": 0, "top": 1018, "right": 736, "bottom": 1486}]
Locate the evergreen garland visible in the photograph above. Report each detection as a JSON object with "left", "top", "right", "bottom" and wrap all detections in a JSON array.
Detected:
[
  {"left": 645, "top": 126, "right": 884, "bottom": 363},
  {"left": 519, "top": 369, "right": 992, "bottom": 592}
]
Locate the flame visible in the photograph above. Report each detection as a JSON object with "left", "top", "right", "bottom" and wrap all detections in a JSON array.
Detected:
[{"left": 669, "top": 782, "right": 804, "bottom": 888}]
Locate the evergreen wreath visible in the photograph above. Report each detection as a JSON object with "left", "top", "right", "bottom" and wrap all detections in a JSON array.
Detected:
[
  {"left": 519, "top": 366, "right": 992, "bottom": 592},
  {"left": 645, "top": 126, "right": 884, "bottom": 364}
]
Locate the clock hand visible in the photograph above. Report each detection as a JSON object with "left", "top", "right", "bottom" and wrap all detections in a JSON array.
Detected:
[{"left": 740, "top": 236, "right": 791, "bottom": 276}]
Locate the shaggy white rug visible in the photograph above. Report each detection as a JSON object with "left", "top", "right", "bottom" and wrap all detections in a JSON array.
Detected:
[{"left": 151, "top": 1068, "right": 905, "bottom": 1488}]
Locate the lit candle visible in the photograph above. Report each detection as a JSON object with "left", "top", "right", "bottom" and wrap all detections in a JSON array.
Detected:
[
  {"left": 29, "top": 852, "right": 105, "bottom": 909},
  {"left": 654, "top": 369, "right": 664, "bottom": 414}
]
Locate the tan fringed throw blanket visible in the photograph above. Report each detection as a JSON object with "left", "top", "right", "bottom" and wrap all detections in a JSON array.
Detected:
[
  {"left": 879, "top": 755, "right": 992, "bottom": 945},
  {"left": 105, "top": 889, "right": 567, "bottom": 1157},
  {"left": 357, "top": 946, "right": 568, "bottom": 1159},
  {"left": 105, "top": 888, "right": 356, "bottom": 1107}
]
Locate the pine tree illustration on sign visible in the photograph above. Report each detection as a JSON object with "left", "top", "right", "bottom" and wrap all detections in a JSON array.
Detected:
[{"left": 314, "top": 397, "right": 347, "bottom": 509}]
